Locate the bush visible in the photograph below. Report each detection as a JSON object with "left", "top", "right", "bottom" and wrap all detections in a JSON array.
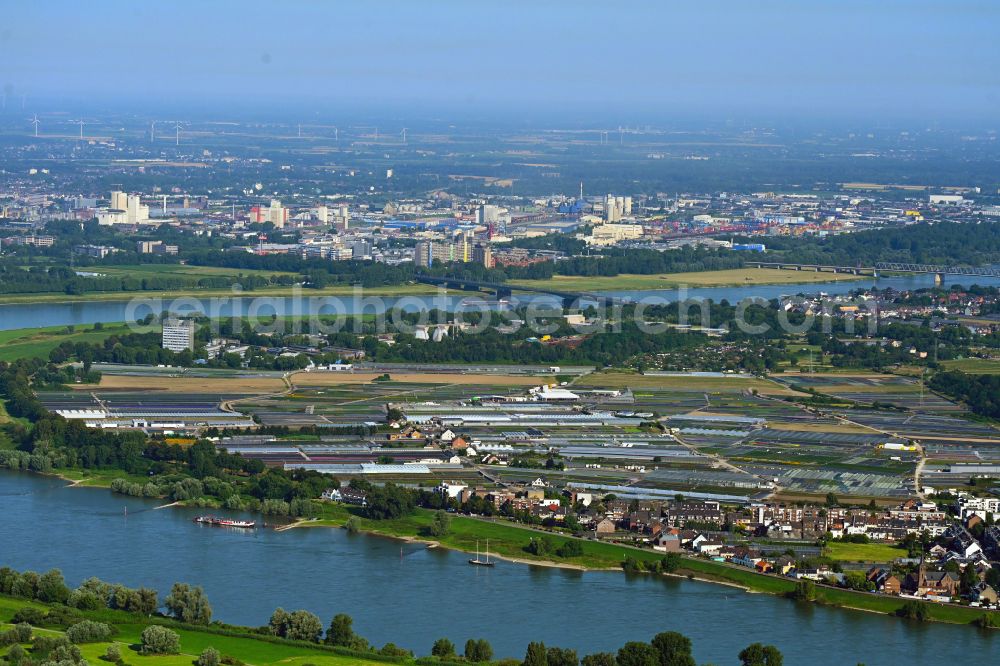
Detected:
[
  {"left": 380, "top": 643, "right": 412, "bottom": 657},
  {"left": 198, "top": 647, "right": 222, "bottom": 666},
  {"left": 11, "top": 608, "right": 46, "bottom": 626},
  {"left": 66, "top": 620, "right": 114, "bottom": 644},
  {"left": 140, "top": 625, "right": 181, "bottom": 655},
  {"left": 103, "top": 644, "right": 122, "bottom": 662}
]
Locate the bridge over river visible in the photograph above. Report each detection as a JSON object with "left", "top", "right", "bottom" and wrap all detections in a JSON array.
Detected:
[
  {"left": 414, "top": 274, "right": 633, "bottom": 307},
  {"left": 747, "top": 261, "right": 1000, "bottom": 285}
]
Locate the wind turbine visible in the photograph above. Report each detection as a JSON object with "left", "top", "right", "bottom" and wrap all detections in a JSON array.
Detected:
[
  {"left": 400, "top": 128, "right": 408, "bottom": 144},
  {"left": 174, "top": 121, "right": 183, "bottom": 146},
  {"left": 72, "top": 119, "right": 85, "bottom": 139},
  {"left": 30, "top": 114, "right": 39, "bottom": 137},
  {"left": 333, "top": 126, "right": 339, "bottom": 141},
  {"left": 150, "top": 120, "right": 156, "bottom": 142},
  {"left": 297, "top": 123, "right": 302, "bottom": 138}
]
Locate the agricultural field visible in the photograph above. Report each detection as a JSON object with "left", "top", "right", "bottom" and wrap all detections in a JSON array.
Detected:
[
  {"left": 574, "top": 370, "right": 800, "bottom": 396},
  {"left": 939, "top": 358, "right": 1000, "bottom": 374}
]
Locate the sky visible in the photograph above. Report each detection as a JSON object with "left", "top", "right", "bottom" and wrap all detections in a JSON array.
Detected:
[{"left": 1, "top": 0, "right": 998, "bottom": 123}]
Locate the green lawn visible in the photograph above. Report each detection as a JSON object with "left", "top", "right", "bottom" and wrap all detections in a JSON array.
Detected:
[
  {"left": 0, "top": 323, "right": 132, "bottom": 362},
  {"left": 823, "top": 542, "right": 907, "bottom": 563}
]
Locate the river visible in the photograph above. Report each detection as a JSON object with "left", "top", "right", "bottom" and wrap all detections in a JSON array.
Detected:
[
  {"left": 0, "top": 472, "right": 995, "bottom": 664},
  {"left": 3, "top": 272, "right": 1000, "bottom": 331}
]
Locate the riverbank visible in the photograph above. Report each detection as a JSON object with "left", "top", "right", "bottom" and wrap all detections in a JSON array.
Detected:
[
  {"left": 293, "top": 502, "right": 999, "bottom": 627},
  {"left": 26, "top": 469, "right": 1000, "bottom": 629},
  {"left": 511, "top": 268, "right": 866, "bottom": 292},
  {"left": 0, "top": 282, "right": 437, "bottom": 306}
]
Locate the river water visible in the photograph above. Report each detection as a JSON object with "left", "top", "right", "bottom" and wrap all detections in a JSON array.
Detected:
[
  {"left": 4, "top": 272, "right": 1000, "bottom": 331},
  {"left": 0, "top": 472, "right": 995, "bottom": 664}
]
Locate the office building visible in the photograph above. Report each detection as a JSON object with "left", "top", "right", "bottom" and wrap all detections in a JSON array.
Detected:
[{"left": 162, "top": 319, "right": 196, "bottom": 353}]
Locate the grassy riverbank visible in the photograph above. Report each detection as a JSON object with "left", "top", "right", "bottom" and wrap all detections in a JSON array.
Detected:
[
  {"left": 511, "top": 268, "right": 865, "bottom": 292},
  {"left": 20, "top": 473, "right": 1000, "bottom": 630},
  {"left": 301, "top": 503, "right": 998, "bottom": 627},
  {"left": 0, "top": 594, "right": 402, "bottom": 666},
  {"left": 0, "top": 283, "right": 436, "bottom": 306}
]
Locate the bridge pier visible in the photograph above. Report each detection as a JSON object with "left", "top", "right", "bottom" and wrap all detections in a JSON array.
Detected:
[{"left": 934, "top": 272, "right": 945, "bottom": 286}]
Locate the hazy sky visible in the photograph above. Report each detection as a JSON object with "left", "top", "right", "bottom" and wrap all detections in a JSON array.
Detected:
[{"left": 1, "top": 0, "right": 998, "bottom": 122}]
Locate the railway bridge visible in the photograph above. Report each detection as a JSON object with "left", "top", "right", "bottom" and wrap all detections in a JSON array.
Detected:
[{"left": 746, "top": 261, "right": 1000, "bottom": 285}]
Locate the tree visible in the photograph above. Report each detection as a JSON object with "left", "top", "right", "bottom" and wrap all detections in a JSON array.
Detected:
[
  {"left": 326, "top": 613, "right": 355, "bottom": 647},
  {"left": 738, "top": 643, "right": 783, "bottom": 666},
  {"left": 429, "top": 510, "right": 451, "bottom": 537},
  {"left": 465, "top": 638, "right": 493, "bottom": 662},
  {"left": 961, "top": 564, "right": 980, "bottom": 595},
  {"left": 271, "top": 608, "right": 323, "bottom": 642},
  {"left": 581, "top": 653, "right": 617, "bottom": 666},
  {"left": 140, "top": 626, "right": 180, "bottom": 655},
  {"left": 164, "top": 583, "right": 212, "bottom": 624},
  {"left": 897, "top": 601, "right": 929, "bottom": 621},
  {"left": 524, "top": 641, "right": 548, "bottom": 666},
  {"left": 790, "top": 581, "right": 817, "bottom": 601},
  {"left": 36, "top": 569, "right": 70, "bottom": 604},
  {"left": 547, "top": 647, "right": 579, "bottom": 666},
  {"left": 269, "top": 608, "right": 292, "bottom": 636},
  {"left": 651, "top": 632, "right": 695, "bottom": 666},
  {"left": 616, "top": 642, "right": 660, "bottom": 666},
  {"left": 432, "top": 637, "right": 457, "bottom": 658}
]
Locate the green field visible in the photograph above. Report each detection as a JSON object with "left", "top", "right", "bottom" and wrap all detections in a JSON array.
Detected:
[
  {"left": 0, "top": 323, "right": 132, "bottom": 362},
  {"left": 0, "top": 595, "right": 394, "bottom": 666},
  {"left": 939, "top": 358, "right": 1000, "bottom": 374},
  {"left": 511, "top": 268, "right": 864, "bottom": 292},
  {"left": 823, "top": 541, "right": 908, "bottom": 563}
]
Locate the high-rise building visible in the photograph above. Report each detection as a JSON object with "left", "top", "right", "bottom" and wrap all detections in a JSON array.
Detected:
[
  {"left": 332, "top": 204, "right": 349, "bottom": 232},
  {"left": 414, "top": 241, "right": 434, "bottom": 268},
  {"left": 110, "top": 190, "right": 128, "bottom": 211},
  {"left": 162, "top": 319, "right": 195, "bottom": 353},
  {"left": 472, "top": 242, "right": 493, "bottom": 268},
  {"left": 351, "top": 240, "right": 373, "bottom": 259},
  {"left": 126, "top": 194, "right": 149, "bottom": 224},
  {"left": 268, "top": 200, "right": 286, "bottom": 228}
]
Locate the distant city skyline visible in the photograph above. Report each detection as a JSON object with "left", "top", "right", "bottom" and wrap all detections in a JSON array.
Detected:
[{"left": 0, "top": 1, "right": 998, "bottom": 123}]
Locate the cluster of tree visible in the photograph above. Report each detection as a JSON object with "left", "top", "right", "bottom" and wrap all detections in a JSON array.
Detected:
[
  {"left": 0, "top": 567, "right": 159, "bottom": 616},
  {"left": 525, "top": 536, "right": 583, "bottom": 559},
  {"left": 620, "top": 554, "right": 682, "bottom": 576},
  {"left": 757, "top": 220, "right": 1000, "bottom": 268},
  {"left": 928, "top": 371, "right": 1000, "bottom": 419},
  {"left": 520, "top": 631, "right": 783, "bottom": 666}
]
